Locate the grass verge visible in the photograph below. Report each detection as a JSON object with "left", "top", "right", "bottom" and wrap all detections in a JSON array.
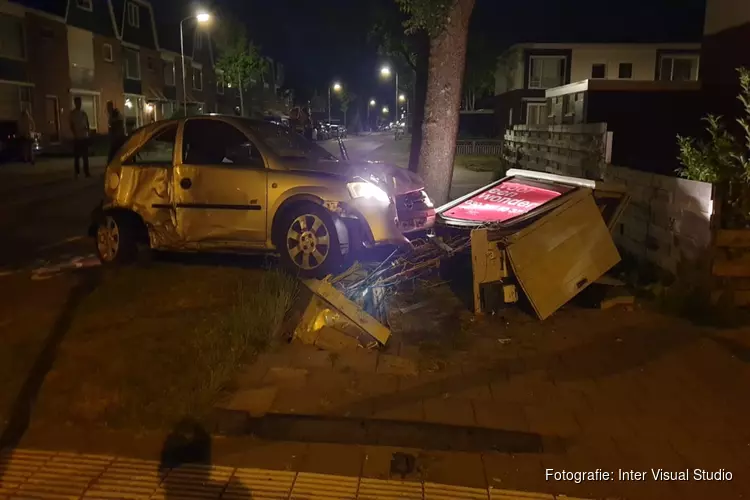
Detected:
[
  {"left": 454, "top": 155, "right": 504, "bottom": 172},
  {"left": 0, "top": 262, "right": 297, "bottom": 432}
]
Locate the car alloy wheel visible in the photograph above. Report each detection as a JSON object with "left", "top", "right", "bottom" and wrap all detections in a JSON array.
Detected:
[
  {"left": 97, "top": 215, "right": 120, "bottom": 262},
  {"left": 286, "top": 213, "right": 330, "bottom": 271}
]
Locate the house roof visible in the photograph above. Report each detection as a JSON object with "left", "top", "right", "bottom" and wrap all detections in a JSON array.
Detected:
[
  {"left": 500, "top": 41, "right": 702, "bottom": 56},
  {"left": 9, "top": 0, "right": 66, "bottom": 17}
]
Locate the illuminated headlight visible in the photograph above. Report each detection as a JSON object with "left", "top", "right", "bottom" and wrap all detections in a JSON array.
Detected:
[
  {"left": 347, "top": 181, "right": 390, "bottom": 203},
  {"left": 422, "top": 191, "right": 434, "bottom": 208}
]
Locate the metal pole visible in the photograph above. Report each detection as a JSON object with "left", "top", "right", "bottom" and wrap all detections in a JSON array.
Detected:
[
  {"left": 395, "top": 72, "right": 399, "bottom": 119},
  {"left": 238, "top": 69, "right": 245, "bottom": 116},
  {"left": 180, "top": 18, "right": 188, "bottom": 114},
  {"left": 327, "top": 87, "right": 331, "bottom": 124},
  {"left": 366, "top": 104, "right": 369, "bottom": 131}
]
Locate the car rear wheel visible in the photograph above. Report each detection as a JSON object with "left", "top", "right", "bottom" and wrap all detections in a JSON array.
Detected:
[
  {"left": 95, "top": 213, "right": 138, "bottom": 265},
  {"left": 278, "top": 203, "right": 344, "bottom": 278}
]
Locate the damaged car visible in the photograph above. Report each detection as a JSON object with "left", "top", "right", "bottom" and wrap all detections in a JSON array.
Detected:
[{"left": 90, "top": 115, "right": 434, "bottom": 277}]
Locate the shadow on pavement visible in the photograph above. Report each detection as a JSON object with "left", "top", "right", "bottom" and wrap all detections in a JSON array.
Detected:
[
  {"left": 0, "top": 269, "right": 101, "bottom": 451},
  {"left": 159, "top": 418, "right": 250, "bottom": 498}
]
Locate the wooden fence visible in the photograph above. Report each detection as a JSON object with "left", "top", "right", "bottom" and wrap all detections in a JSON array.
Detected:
[
  {"left": 504, "top": 124, "right": 613, "bottom": 179},
  {"left": 505, "top": 123, "right": 721, "bottom": 290},
  {"left": 455, "top": 139, "right": 504, "bottom": 156}
]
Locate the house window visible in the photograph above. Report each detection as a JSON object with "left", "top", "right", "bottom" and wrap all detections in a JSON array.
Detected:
[
  {"left": 164, "top": 60, "right": 175, "bottom": 86},
  {"left": 528, "top": 56, "right": 565, "bottom": 89},
  {"left": 124, "top": 48, "right": 140, "bottom": 80},
  {"left": 127, "top": 2, "right": 140, "bottom": 28},
  {"left": 216, "top": 72, "right": 225, "bottom": 95},
  {"left": 102, "top": 43, "right": 113, "bottom": 62},
  {"left": 0, "top": 13, "right": 26, "bottom": 60},
  {"left": 192, "top": 66, "right": 203, "bottom": 91},
  {"left": 71, "top": 93, "right": 98, "bottom": 131},
  {"left": 618, "top": 63, "right": 633, "bottom": 79},
  {"left": 76, "top": 0, "right": 93, "bottom": 11},
  {"left": 659, "top": 55, "right": 699, "bottom": 81},
  {"left": 591, "top": 64, "right": 606, "bottom": 79},
  {"left": 526, "top": 102, "right": 547, "bottom": 126}
]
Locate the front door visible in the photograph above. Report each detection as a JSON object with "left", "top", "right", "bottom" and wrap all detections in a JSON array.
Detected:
[
  {"left": 173, "top": 117, "right": 268, "bottom": 244},
  {"left": 44, "top": 96, "right": 60, "bottom": 143}
]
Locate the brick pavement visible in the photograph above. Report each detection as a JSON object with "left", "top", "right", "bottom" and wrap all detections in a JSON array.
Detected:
[{"left": 219, "top": 293, "right": 750, "bottom": 499}]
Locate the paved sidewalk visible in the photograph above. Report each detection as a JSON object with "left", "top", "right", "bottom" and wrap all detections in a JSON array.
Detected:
[
  {"left": 0, "top": 448, "right": 579, "bottom": 499},
  {"left": 0, "top": 157, "right": 106, "bottom": 198},
  {"left": 219, "top": 288, "right": 750, "bottom": 500}
]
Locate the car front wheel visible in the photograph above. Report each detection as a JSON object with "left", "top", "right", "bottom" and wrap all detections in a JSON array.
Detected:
[
  {"left": 95, "top": 213, "right": 138, "bottom": 265},
  {"left": 278, "top": 203, "right": 345, "bottom": 278}
]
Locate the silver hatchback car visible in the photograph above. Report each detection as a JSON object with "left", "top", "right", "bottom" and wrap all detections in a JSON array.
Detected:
[{"left": 91, "top": 115, "right": 434, "bottom": 277}]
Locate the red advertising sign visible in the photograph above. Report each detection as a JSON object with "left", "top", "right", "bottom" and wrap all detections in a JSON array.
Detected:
[{"left": 442, "top": 181, "right": 566, "bottom": 223}]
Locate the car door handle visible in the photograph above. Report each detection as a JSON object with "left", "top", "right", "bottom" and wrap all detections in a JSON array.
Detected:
[{"left": 180, "top": 178, "right": 192, "bottom": 190}]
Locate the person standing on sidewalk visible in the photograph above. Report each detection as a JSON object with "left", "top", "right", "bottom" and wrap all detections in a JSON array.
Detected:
[
  {"left": 69, "top": 97, "right": 90, "bottom": 178},
  {"left": 18, "top": 109, "right": 35, "bottom": 164},
  {"left": 106, "top": 101, "right": 125, "bottom": 164}
]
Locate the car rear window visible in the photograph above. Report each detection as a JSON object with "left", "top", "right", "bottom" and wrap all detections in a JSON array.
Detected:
[{"left": 441, "top": 178, "right": 573, "bottom": 223}]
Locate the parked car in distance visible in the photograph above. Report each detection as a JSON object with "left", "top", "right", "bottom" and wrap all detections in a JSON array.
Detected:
[
  {"left": 90, "top": 116, "right": 434, "bottom": 278},
  {"left": 339, "top": 125, "right": 348, "bottom": 138},
  {"left": 0, "top": 121, "right": 42, "bottom": 163}
]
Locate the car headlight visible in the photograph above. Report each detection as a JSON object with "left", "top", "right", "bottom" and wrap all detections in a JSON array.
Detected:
[{"left": 347, "top": 181, "right": 390, "bottom": 203}]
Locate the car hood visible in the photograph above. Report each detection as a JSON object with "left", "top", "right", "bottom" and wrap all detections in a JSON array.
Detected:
[{"left": 288, "top": 159, "right": 426, "bottom": 196}]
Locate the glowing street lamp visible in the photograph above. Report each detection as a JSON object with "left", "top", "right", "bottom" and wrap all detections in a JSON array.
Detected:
[
  {"left": 366, "top": 99, "right": 377, "bottom": 131},
  {"left": 328, "top": 81, "right": 342, "bottom": 124},
  {"left": 180, "top": 10, "right": 212, "bottom": 112},
  {"left": 399, "top": 94, "right": 406, "bottom": 102},
  {"left": 380, "top": 65, "right": 399, "bottom": 117},
  {"left": 369, "top": 99, "right": 376, "bottom": 106},
  {"left": 382, "top": 106, "right": 389, "bottom": 114}
]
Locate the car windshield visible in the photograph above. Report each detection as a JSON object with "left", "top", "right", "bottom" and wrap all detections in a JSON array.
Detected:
[{"left": 250, "top": 121, "right": 337, "bottom": 161}]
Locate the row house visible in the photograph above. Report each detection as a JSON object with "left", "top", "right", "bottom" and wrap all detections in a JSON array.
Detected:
[
  {"left": 493, "top": 42, "right": 701, "bottom": 132},
  {"left": 0, "top": 0, "right": 284, "bottom": 148}
]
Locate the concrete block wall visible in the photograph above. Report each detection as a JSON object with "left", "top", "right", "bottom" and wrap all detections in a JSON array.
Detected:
[{"left": 507, "top": 124, "right": 717, "bottom": 276}]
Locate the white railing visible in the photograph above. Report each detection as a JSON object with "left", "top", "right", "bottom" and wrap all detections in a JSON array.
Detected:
[{"left": 455, "top": 139, "right": 504, "bottom": 156}]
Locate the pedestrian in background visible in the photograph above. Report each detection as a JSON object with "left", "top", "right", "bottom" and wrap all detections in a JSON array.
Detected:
[
  {"left": 18, "top": 108, "right": 35, "bottom": 164},
  {"left": 69, "top": 97, "right": 90, "bottom": 178},
  {"left": 106, "top": 101, "right": 125, "bottom": 163}
]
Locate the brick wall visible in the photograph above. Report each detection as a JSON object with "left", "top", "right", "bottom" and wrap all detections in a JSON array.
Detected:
[
  {"left": 506, "top": 123, "right": 717, "bottom": 276},
  {"left": 93, "top": 34, "right": 124, "bottom": 136},
  {"left": 25, "top": 13, "right": 69, "bottom": 145}
]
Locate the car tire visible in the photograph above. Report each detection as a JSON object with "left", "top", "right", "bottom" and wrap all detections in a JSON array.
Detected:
[
  {"left": 95, "top": 212, "right": 139, "bottom": 265},
  {"left": 276, "top": 202, "right": 346, "bottom": 278}
]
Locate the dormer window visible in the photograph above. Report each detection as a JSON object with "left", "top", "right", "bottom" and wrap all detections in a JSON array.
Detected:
[{"left": 127, "top": 2, "right": 140, "bottom": 28}]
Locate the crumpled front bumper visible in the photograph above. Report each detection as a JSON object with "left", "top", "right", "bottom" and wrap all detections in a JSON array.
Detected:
[{"left": 343, "top": 197, "right": 410, "bottom": 247}]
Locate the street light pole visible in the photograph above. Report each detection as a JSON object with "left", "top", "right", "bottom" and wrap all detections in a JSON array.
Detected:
[
  {"left": 328, "top": 87, "right": 331, "bottom": 125},
  {"left": 180, "top": 18, "right": 188, "bottom": 113},
  {"left": 180, "top": 12, "right": 210, "bottom": 115},
  {"left": 395, "top": 71, "right": 399, "bottom": 118}
]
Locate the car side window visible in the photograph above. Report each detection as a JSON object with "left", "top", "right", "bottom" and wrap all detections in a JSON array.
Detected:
[
  {"left": 125, "top": 124, "right": 177, "bottom": 165},
  {"left": 182, "top": 119, "right": 264, "bottom": 168}
]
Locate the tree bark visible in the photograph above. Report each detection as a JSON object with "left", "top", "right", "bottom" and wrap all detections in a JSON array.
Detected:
[
  {"left": 416, "top": 0, "right": 475, "bottom": 204},
  {"left": 408, "top": 32, "right": 429, "bottom": 173}
]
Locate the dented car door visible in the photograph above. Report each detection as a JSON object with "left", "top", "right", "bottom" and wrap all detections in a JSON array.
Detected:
[{"left": 173, "top": 117, "right": 268, "bottom": 245}]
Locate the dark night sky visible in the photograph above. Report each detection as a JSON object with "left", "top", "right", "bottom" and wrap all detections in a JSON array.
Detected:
[
  {"left": 197, "top": 0, "right": 707, "bottom": 106},
  {"left": 23, "top": 0, "right": 707, "bottom": 108}
]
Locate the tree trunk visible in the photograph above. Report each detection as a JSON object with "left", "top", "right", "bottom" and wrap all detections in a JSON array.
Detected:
[
  {"left": 408, "top": 32, "right": 429, "bottom": 173},
  {"left": 415, "top": 0, "right": 475, "bottom": 204}
]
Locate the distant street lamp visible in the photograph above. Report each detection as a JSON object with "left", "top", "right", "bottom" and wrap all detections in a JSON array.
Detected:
[
  {"left": 367, "top": 99, "right": 376, "bottom": 131},
  {"left": 382, "top": 106, "right": 389, "bottom": 114},
  {"left": 328, "top": 82, "right": 342, "bottom": 124},
  {"left": 380, "top": 65, "right": 399, "bottom": 117},
  {"left": 180, "top": 11, "right": 211, "bottom": 112}
]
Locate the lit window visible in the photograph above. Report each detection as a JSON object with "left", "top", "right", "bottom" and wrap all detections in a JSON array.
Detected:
[
  {"left": 528, "top": 56, "right": 565, "bottom": 89},
  {"left": 192, "top": 66, "right": 203, "bottom": 91},
  {"left": 124, "top": 48, "right": 140, "bottom": 80},
  {"left": 127, "top": 2, "right": 140, "bottom": 28},
  {"left": 77, "top": 0, "right": 93, "bottom": 11},
  {"left": 164, "top": 59, "right": 175, "bottom": 86},
  {"left": 103, "top": 43, "right": 113, "bottom": 62},
  {"left": 659, "top": 55, "right": 699, "bottom": 82}
]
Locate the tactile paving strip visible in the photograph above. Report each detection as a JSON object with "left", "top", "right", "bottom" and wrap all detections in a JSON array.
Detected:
[{"left": 0, "top": 449, "right": 588, "bottom": 499}]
